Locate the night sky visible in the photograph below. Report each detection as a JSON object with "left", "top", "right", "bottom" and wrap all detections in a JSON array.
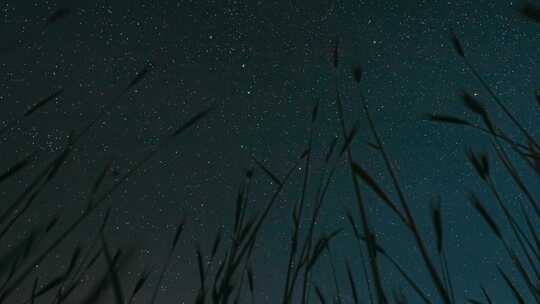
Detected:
[{"left": 1, "top": 0, "right": 540, "bottom": 303}]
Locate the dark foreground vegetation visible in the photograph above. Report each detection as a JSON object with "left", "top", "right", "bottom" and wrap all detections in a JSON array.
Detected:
[{"left": 3, "top": 3, "right": 540, "bottom": 304}]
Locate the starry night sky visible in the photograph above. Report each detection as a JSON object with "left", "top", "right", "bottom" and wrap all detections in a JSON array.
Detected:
[{"left": 2, "top": 0, "right": 540, "bottom": 303}]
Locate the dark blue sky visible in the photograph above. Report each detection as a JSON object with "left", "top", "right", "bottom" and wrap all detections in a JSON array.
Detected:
[{"left": 1, "top": 0, "right": 540, "bottom": 303}]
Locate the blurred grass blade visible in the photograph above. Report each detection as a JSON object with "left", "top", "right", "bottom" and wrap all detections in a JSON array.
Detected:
[
  {"left": 100, "top": 233, "right": 125, "bottom": 304},
  {"left": 339, "top": 122, "right": 359, "bottom": 156},
  {"left": 450, "top": 32, "right": 465, "bottom": 58},
  {"left": 353, "top": 65, "right": 363, "bottom": 83},
  {"left": 128, "top": 268, "right": 152, "bottom": 303},
  {"left": 346, "top": 260, "right": 359, "bottom": 304},
  {"left": 171, "top": 107, "right": 213, "bottom": 137},
  {"left": 325, "top": 136, "right": 339, "bottom": 163},
  {"left": 24, "top": 88, "right": 64, "bottom": 117},
  {"left": 468, "top": 193, "right": 502, "bottom": 239},
  {"left": 498, "top": 267, "right": 525, "bottom": 304},
  {"left": 519, "top": 2, "right": 540, "bottom": 23},
  {"left": 427, "top": 114, "right": 471, "bottom": 126},
  {"left": 315, "top": 285, "right": 326, "bottom": 304},
  {"left": 252, "top": 156, "right": 283, "bottom": 187},
  {"left": 431, "top": 197, "right": 443, "bottom": 253},
  {"left": 0, "top": 151, "right": 37, "bottom": 185},
  {"left": 351, "top": 161, "right": 405, "bottom": 223}
]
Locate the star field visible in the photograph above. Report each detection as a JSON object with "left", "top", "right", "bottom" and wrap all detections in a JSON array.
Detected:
[{"left": 1, "top": 0, "right": 540, "bottom": 303}]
